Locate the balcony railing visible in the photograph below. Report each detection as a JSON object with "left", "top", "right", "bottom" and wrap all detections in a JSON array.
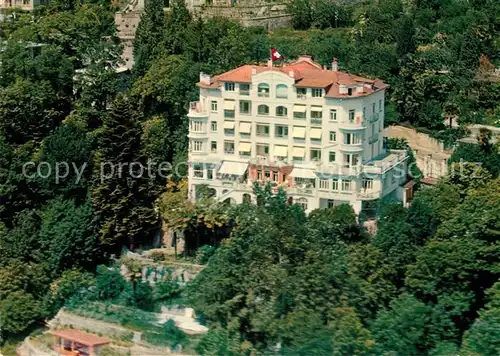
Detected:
[
  {"left": 369, "top": 112, "right": 380, "bottom": 123},
  {"left": 188, "top": 101, "right": 207, "bottom": 116},
  {"left": 258, "top": 92, "right": 270, "bottom": 98},
  {"left": 240, "top": 90, "right": 250, "bottom": 96},
  {"left": 310, "top": 118, "right": 323, "bottom": 125}
]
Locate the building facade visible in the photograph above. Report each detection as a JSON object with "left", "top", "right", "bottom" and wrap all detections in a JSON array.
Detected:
[
  {"left": 187, "top": 56, "right": 409, "bottom": 214},
  {"left": 0, "top": 0, "right": 44, "bottom": 11}
]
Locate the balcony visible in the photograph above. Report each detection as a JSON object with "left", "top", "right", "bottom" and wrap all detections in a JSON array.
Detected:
[
  {"left": 369, "top": 112, "right": 380, "bottom": 123},
  {"left": 339, "top": 119, "right": 366, "bottom": 130},
  {"left": 188, "top": 101, "right": 208, "bottom": 118},
  {"left": 362, "top": 150, "right": 408, "bottom": 174},
  {"left": 288, "top": 186, "right": 315, "bottom": 196},
  {"left": 315, "top": 163, "right": 361, "bottom": 177},
  {"left": 239, "top": 90, "right": 250, "bottom": 96},
  {"left": 357, "top": 190, "right": 381, "bottom": 200},
  {"left": 340, "top": 143, "right": 363, "bottom": 152},
  {"left": 310, "top": 118, "right": 323, "bottom": 126}
]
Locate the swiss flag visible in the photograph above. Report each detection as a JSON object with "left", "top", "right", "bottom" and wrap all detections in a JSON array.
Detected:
[{"left": 271, "top": 48, "right": 284, "bottom": 61}]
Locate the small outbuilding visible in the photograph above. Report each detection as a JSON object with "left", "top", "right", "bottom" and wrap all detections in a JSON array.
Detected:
[{"left": 48, "top": 329, "right": 110, "bottom": 356}]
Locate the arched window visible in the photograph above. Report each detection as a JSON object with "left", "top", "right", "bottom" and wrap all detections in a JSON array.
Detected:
[
  {"left": 258, "top": 83, "right": 270, "bottom": 97},
  {"left": 258, "top": 105, "right": 269, "bottom": 115},
  {"left": 276, "top": 84, "right": 288, "bottom": 98},
  {"left": 276, "top": 106, "right": 288, "bottom": 117},
  {"left": 296, "top": 198, "right": 308, "bottom": 211},
  {"left": 243, "top": 193, "right": 251, "bottom": 204}
]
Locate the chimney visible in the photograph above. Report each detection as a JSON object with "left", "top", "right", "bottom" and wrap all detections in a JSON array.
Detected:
[
  {"left": 332, "top": 57, "right": 338, "bottom": 72},
  {"left": 199, "top": 72, "right": 211, "bottom": 85}
]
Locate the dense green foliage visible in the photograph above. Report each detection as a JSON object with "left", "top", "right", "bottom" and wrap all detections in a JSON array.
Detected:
[
  {"left": 0, "top": 0, "right": 499, "bottom": 352},
  {"left": 189, "top": 178, "right": 500, "bottom": 354}
]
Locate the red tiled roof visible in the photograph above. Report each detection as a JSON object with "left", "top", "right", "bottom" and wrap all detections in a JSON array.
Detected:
[
  {"left": 49, "top": 330, "right": 110, "bottom": 347},
  {"left": 196, "top": 57, "right": 388, "bottom": 98}
]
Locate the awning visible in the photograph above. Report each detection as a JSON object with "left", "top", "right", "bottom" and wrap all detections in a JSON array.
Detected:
[
  {"left": 310, "top": 128, "right": 322, "bottom": 139},
  {"left": 293, "top": 104, "right": 306, "bottom": 113},
  {"left": 239, "top": 122, "right": 251, "bottom": 133},
  {"left": 273, "top": 145, "right": 288, "bottom": 157},
  {"left": 224, "top": 121, "right": 235, "bottom": 129},
  {"left": 310, "top": 106, "right": 323, "bottom": 112},
  {"left": 238, "top": 142, "right": 252, "bottom": 152},
  {"left": 290, "top": 167, "right": 316, "bottom": 179},
  {"left": 218, "top": 161, "right": 248, "bottom": 176},
  {"left": 292, "top": 147, "right": 305, "bottom": 157},
  {"left": 224, "top": 100, "right": 235, "bottom": 110},
  {"left": 293, "top": 126, "right": 306, "bottom": 138}
]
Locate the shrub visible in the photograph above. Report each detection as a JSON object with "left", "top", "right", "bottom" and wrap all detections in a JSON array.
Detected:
[
  {"left": 195, "top": 245, "right": 217, "bottom": 265},
  {"left": 118, "top": 281, "right": 155, "bottom": 311},
  {"left": 142, "top": 319, "right": 186, "bottom": 348},
  {"left": 149, "top": 249, "right": 166, "bottom": 262},
  {"left": 95, "top": 265, "right": 125, "bottom": 300},
  {"left": 154, "top": 277, "right": 181, "bottom": 302}
]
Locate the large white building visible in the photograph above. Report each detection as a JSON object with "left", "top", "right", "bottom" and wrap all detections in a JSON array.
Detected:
[{"left": 187, "top": 56, "right": 409, "bottom": 214}]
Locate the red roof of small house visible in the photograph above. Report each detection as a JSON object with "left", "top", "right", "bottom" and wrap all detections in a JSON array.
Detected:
[
  {"left": 49, "top": 330, "right": 110, "bottom": 347},
  {"left": 197, "top": 57, "right": 388, "bottom": 98}
]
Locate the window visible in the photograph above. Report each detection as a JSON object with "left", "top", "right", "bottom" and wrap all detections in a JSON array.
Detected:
[
  {"left": 379, "top": 99, "right": 382, "bottom": 111},
  {"left": 311, "top": 108, "right": 323, "bottom": 119},
  {"left": 276, "top": 106, "right": 288, "bottom": 117},
  {"left": 362, "top": 178, "right": 373, "bottom": 190},
  {"left": 224, "top": 121, "right": 235, "bottom": 135},
  {"left": 330, "top": 109, "right": 337, "bottom": 121},
  {"left": 310, "top": 149, "right": 321, "bottom": 161},
  {"left": 256, "top": 124, "right": 270, "bottom": 137},
  {"left": 344, "top": 133, "right": 361, "bottom": 145},
  {"left": 211, "top": 101, "right": 217, "bottom": 112},
  {"left": 363, "top": 107, "right": 366, "bottom": 119},
  {"left": 258, "top": 83, "right": 270, "bottom": 97},
  {"left": 239, "top": 122, "right": 251, "bottom": 136},
  {"left": 348, "top": 88, "right": 353, "bottom": 96},
  {"left": 372, "top": 103, "right": 376, "bottom": 114},
  {"left": 312, "top": 88, "right": 323, "bottom": 97},
  {"left": 224, "top": 100, "right": 235, "bottom": 118},
  {"left": 225, "top": 82, "right": 235, "bottom": 91},
  {"left": 348, "top": 110, "right": 355, "bottom": 122},
  {"left": 332, "top": 179, "right": 339, "bottom": 191},
  {"left": 240, "top": 83, "right": 250, "bottom": 96},
  {"left": 297, "top": 87, "right": 307, "bottom": 98},
  {"left": 258, "top": 105, "right": 269, "bottom": 115},
  {"left": 193, "top": 164, "right": 203, "bottom": 178},
  {"left": 328, "top": 199, "right": 335, "bottom": 208},
  {"left": 329, "top": 131, "right": 336, "bottom": 142},
  {"left": 190, "top": 120, "right": 203, "bottom": 132},
  {"left": 239, "top": 100, "right": 251, "bottom": 114},
  {"left": 296, "top": 198, "right": 308, "bottom": 211},
  {"left": 329, "top": 151, "right": 336, "bottom": 163},
  {"left": 192, "top": 140, "right": 203, "bottom": 152},
  {"left": 293, "top": 105, "right": 306, "bottom": 119},
  {"left": 239, "top": 142, "right": 251, "bottom": 156},
  {"left": 276, "top": 84, "right": 288, "bottom": 99},
  {"left": 256, "top": 143, "right": 269, "bottom": 156},
  {"left": 211, "top": 121, "right": 217, "bottom": 132},
  {"left": 275, "top": 125, "right": 289, "bottom": 138},
  {"left": 342, "top": 179, "right": 352, "bottom": 191},
  {"left": 211, "top": 141, "right": 217, "bottom": 153},
  {"left": 343, "top": 154, "right": 359, "bottom": 167},
  {"left": 264, "top": 170, "right": 271, "bottom": 179},
  {"left": 207, "top": 168, "right": 213, "bottom": 180},
  {"left": 257, "top": 171, "right": 263, "bottom": 180},
  {"left": 319, "top": 179, "right": 329, "bottom": 190},
  {"left": 224, "top": 141, "right": 235, "bottom": 154},
  {"left": 273, "top": 172, "right": 279, "bottom": 182}
]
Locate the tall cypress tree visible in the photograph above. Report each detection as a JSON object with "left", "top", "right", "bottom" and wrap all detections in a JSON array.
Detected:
[
  {"left": 133, "top": 0, "right": 165, "bottom": 79},
  {"left": 92, "top": 95, "right": 158, "bottom": 249}
]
